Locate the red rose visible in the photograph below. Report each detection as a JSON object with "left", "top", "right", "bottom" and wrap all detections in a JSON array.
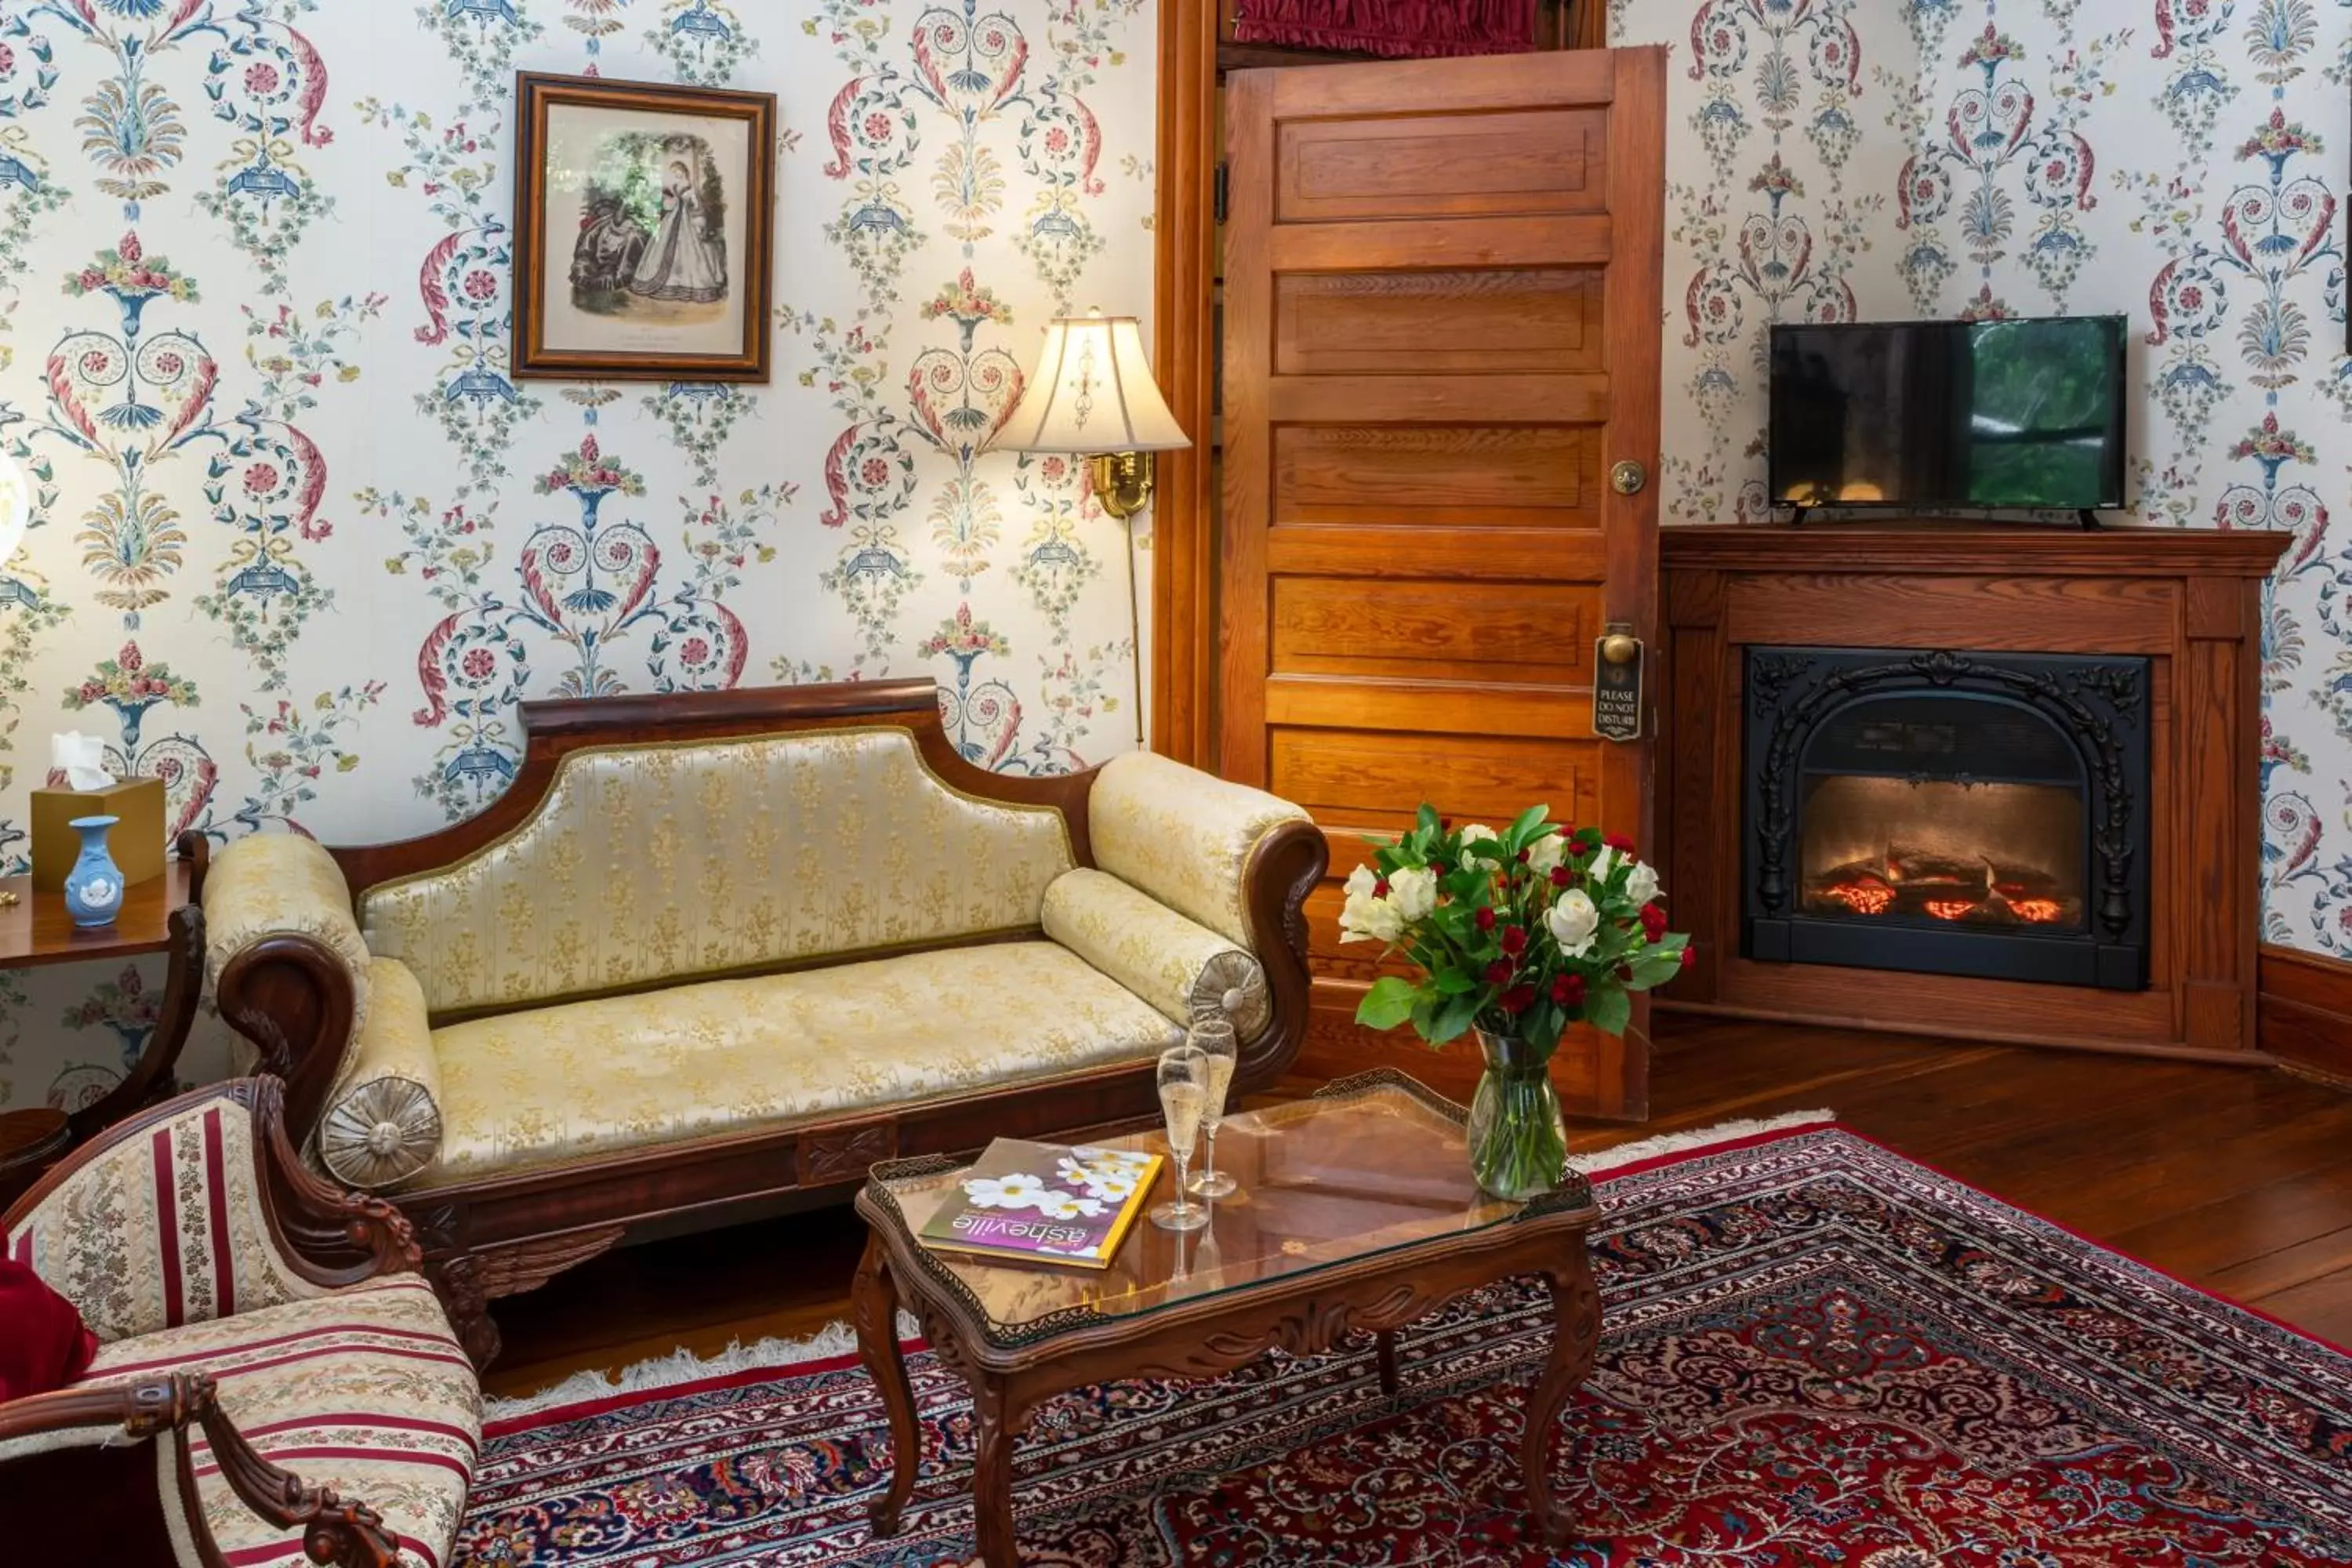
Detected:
[
  {"left": 1616, "top": 964, "right": 1634, "bottom": 982},
  {"left": 1500, "top": 926, "right": 1527, "bottom": 956},
  {"left": 1483, "top": 960, "right": 1512, "bottom": 985},
  {"left": 1549, "top": 866, "right": 1572, "bottom": 887},
  {"left": 1552, "top": 973, "right": 1585, "bottom": 1005},
  {"left": 1431, "top": 859, "right": 1448, "bottom": 876},
  {"left": 1639, "top": 902, "right": 1668, "bottom": 942},
  {"left": 1605, "top": 833, "right": 1636, "bottom": 854},
  {"left": 118, "top": 642, "right": 142, "bottom": 673},
  {"left": 118, "top": 230, "right": 142, "bottom": 263},
  {"left": 1499, "top": 985, "right": 1536, "bottom": 1014},
  {"left": 1475, "top": 906, "right": 1496, "bottom": 931},
  {"left": 1373, "top": 877, "right": 1389, "bottom": 898},
  {"left": 1679, "top": 946, "right": 1697, "bottom": 968},
  {"left": 1516, "top": 848, "right": 1531, "bottom": 863}
]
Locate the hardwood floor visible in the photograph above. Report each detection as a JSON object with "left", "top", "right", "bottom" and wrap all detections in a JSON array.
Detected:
[{"left": 481, "top": 1017, "right": 2352, "bottom": 1399}]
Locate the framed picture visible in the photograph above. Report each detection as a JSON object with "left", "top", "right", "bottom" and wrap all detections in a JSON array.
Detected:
[{"left": 511, "top": 72, "right": 775, "bottom": 382}]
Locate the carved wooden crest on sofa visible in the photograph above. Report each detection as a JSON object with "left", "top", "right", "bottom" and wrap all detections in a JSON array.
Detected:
[{"left": 201, "top": 680, "right": 1327, "bottom": 1364}]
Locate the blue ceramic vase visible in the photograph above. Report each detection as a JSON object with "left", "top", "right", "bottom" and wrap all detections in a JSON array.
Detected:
[{"left": 63, "top": 815, "right": 124, "bottom": 929}]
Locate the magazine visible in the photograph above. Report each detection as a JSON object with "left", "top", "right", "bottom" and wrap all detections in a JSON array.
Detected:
[{"left": 916, "top": 1138, "right": 1163, "bottom": 1269}]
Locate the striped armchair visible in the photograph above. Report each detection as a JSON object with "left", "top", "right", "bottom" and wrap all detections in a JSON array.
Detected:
[{"left": 0, "top": 1078, "right": 478, "bottom": 1568}]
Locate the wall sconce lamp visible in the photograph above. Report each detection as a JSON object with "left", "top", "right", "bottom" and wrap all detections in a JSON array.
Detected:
[{"left": 989, "top": 309, "right": 1192, "bottom": 746}]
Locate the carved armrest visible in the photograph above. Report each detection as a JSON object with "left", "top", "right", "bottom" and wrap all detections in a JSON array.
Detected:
[
  {"left": 205, "top": 831, "right": 376, "bottom": 1142},
  {"left": 1083, "top": 754, "right": 1327, "bottom": 1087},
  {"left": 253, "top": 1076, "right": 425, "bottom": 1288},
  {"left": 0, "top": 1372, "right": 403, "bottom": 1568}
]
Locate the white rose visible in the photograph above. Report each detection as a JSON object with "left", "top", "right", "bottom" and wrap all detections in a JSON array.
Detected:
[
  {"left": 1338, "top": 876, "right": 1406, "bottom": 944},
  {"left": 1624, "top": 859, "right": 1661, "bottom": 906},
  {"left": 1457, "top": 823, "right": 1498, "bottom": 851},
  {"left": 1387, "top": 865, "right": 1439, "bottom": 921},
  {"left": 1525, "top": 832, "right": 1566, "bottom": 877},
  {"left": 1586, "top": 845, "right": 1620, "bottom": 884},
  {"left": 1545, "top": 887, "right": 1600, "bottom": 956}
]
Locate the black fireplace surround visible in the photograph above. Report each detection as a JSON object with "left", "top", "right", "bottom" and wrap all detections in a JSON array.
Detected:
[{"left": 1743, "top": 646, "right": 2151, "bottom": 990}]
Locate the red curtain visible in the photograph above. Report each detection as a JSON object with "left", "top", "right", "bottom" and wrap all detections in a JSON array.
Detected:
[{"left": 1229, "top": 0, "right": 1541, "bottom": 58}]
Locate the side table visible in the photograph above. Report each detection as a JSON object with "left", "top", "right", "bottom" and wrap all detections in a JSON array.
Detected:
[{"left": 0, "top": 837, "right": 209, "bottom": 1205}]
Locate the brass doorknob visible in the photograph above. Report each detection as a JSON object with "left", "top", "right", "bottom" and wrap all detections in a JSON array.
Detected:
[
  {"left": 1610, "top": 459, "right": 1647, "bottom": 495},
  {"left": 1601, "top": 633, "right": 1639, "bottom": 665}
]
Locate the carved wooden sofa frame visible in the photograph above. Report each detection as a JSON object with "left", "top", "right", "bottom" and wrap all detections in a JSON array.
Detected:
[
  {"left": 0, "top": 1077, "right": 434, "bottom": 1568},
  {"left": 209, "top": 681, "right": 1327, "bottom": 1364}
]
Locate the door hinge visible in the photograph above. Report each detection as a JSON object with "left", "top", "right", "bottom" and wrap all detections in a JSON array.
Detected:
[{"left": 1213, "top": 161, "right": 1229, "bottom": 224}]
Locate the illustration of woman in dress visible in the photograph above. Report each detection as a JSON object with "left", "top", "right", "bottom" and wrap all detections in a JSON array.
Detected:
[{"left": 629, "top": 157, "right": 728, "bottom": 305}]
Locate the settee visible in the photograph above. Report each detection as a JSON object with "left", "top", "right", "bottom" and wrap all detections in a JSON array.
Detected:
[
  {"left": 0, "top": 1077, "right": 477, "bottom": 1568},
  {"left": 201, "top": 679, "right": 1326, "bottom": 1363}
]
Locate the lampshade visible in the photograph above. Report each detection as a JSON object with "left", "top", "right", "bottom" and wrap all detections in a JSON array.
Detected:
[
  {"left": 991, "top": 310, "right": 1192, "bottom": 455},
  {"left": 0, "top": 448, "right": 29, "bottom": 573}
]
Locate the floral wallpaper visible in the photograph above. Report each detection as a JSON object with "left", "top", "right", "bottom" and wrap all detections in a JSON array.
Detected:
[
  {"left": 0, "top": 0, "right": 1158, "bottom": 1112},
  {"left": 1618, "top": 0, "right": 2352, "bottom": 963}
]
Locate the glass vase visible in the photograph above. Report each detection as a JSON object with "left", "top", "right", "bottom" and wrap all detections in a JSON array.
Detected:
[{"left": 1465, "top": 1028, "right": 1569, "bottom": 1201}]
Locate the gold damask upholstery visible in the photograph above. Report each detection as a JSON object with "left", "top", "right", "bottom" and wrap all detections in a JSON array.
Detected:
[
  {"left": 314, "top": 958, "right": 444, "bottom": 1192},
  {"left": 204, "top": 830, "right": 374, "bottom": 1040},
  {"left": 412, "top": 942, "right": 1178, "bottom": 1185},
  {"left": 357, "top": 728, "right": 1076, "bottom": 1015},
  {"left": 1041, "top": 868, "right": 1271, "bottom": 1040},
  {"left": 1086, "top": 751, "right": 1313, "bottom": 949}
]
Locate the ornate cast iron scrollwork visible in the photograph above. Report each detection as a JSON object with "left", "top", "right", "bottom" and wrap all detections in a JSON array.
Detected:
[{"left": 1747, "top": 646, "right": 2149, "bottom": 960}]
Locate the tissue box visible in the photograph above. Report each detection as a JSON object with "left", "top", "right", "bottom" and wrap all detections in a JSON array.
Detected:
[{"left": 31, "top": 778, "right": 167, "bottom": 894}]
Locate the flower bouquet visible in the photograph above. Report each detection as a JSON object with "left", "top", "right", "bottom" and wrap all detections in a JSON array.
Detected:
[{"left": 1340, "top": 805, "right": 1690, "bottom": 1200}]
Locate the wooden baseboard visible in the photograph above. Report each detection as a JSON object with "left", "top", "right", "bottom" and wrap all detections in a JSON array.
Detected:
[{"left": 2259, "top": 942, "right": 2352, "bottom": 1089}]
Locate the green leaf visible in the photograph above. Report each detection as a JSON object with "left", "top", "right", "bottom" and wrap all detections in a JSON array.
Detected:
[
  {"left": 1356, "top": 975, "right": 1421, "bottom": 1031},
  {"left": 1585, "top": 985, "right": 1633, "bottom": 1037},
  {"left": 1416, "top": 803, "right": 1441, "bottom": 837},
  {"left": 1433, "top": 968, "right": 1479, "bottom": 995},
  {"left": 1504, "top": 803, "right": 1550, "bottom": 853},
  {"left": 1628, "top": 949, "right": 1683, "bottom": 989},
  {"left": 1430, "top": 991, "right": 1483, "bottom": 1044}
]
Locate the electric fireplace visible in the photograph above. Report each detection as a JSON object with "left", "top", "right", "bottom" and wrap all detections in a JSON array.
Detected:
[{"left": 1743, "top": 646, "right": 2150, "bottom": 990}]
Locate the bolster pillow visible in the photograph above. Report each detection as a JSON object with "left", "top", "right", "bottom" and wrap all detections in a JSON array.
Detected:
[
  {"left": 314, "top": 956, "right": 443, "bottom": 1191},
  {"left": 1042, "top": 867, "right": 1272, "bottom": 1040}
]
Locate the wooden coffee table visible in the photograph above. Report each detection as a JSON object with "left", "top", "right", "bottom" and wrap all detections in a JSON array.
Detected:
[{"left": 852, "top": 1069, "right": 1602, "bottom": 1563}]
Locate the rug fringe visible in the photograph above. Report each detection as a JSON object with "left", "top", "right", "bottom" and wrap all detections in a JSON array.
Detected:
[
  {"left": 484, "top": 1311, "right": 920, "bottom": 1421},
  {"left": 1573, "top": 1108, "right": 1835, "bottom": 1176}
]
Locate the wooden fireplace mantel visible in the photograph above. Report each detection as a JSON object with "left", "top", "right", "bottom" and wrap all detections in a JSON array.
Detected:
[{"left": 1659, "top": 520, "right": 2290, "bottom": 1064}]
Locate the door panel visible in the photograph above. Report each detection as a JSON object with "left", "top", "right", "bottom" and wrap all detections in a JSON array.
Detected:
[
  {"left": 1221, "top": 48, "right": 1668, "bottom": 1119},
  {"left": 1276, "top": 108, "right": 1608, "bottom": 222}
]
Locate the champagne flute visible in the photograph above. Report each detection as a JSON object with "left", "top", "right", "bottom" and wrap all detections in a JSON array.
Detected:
[
  {"left": 1185, "top": 1016, "right": 1240, "bottom": 1199},
  {"left": 1150, "top": 1044, "right": 1212, "bottom": 1233}
]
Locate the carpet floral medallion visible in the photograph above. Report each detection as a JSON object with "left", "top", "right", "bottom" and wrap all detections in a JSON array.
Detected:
[{"left": 456, "top": 1127, "right": 2352, "bottom": 1565}]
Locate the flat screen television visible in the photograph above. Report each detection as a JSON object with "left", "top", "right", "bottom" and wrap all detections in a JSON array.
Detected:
[{"left": 1768, "top": 315, "right": 2127, "bottom": 515}]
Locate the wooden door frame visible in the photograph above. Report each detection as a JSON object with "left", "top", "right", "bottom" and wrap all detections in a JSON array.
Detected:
[
  {"left": 1149, "top": 0, "right": 1220, "bottom": 768},
  {"left": 1149, "top": 6, "right": 1611, "bottom": 765}
]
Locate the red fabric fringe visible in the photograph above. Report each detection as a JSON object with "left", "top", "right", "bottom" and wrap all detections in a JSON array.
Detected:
[{"left": 1230, "top": 0, "right": 1540, "bottom": 58}]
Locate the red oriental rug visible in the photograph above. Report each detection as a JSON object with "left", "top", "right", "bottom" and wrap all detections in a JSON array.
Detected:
[{"left": 456, "top": 1125, "right": 2352, "bottom": 1565}]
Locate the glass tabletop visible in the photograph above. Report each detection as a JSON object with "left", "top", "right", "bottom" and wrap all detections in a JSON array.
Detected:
[{"left": 865, "top": 1070, "right": 1595, "bottom": 1345}]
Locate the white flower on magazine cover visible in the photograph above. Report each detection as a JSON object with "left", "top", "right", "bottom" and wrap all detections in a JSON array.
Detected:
[
  {"left": 1059, "top": 1147, "right": 1154, "bottom": 1201},
  {"left": 964, "top": 1172, "right": 1049, "bottom": 1209}
]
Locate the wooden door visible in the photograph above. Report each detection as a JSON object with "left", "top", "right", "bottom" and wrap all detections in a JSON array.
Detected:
[{"left": 1219, "top": 47, "right": 1667, "bottom": 1119}]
